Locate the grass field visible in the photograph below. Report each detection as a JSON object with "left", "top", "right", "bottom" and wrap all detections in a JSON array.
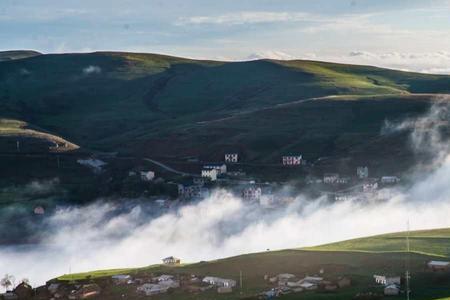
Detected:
[{"left": 55, "top": 228, "right": 450, "bottom": 300}]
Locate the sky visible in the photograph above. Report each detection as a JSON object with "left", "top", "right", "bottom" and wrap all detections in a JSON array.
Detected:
[{"left": 1, "top": 0, "right": 450, "bottom": 72}]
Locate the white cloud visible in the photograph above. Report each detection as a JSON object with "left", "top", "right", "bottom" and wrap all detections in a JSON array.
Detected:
[
  {"left": 82, "top": 65, "right": 102, "bottom": 75},
  {"left": 176, "top": 11, "right": 315, "bottom": 26},
  {"left": 245, "top": 50, "right": 296, "bottom": 61}
]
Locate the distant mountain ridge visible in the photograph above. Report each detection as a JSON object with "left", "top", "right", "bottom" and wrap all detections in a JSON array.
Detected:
[
  {"left": 0, "top": 51, "right": 449, "bottom": 170},
  {"left": 0, "top": 50, "right": 41, "bottom": 61}
]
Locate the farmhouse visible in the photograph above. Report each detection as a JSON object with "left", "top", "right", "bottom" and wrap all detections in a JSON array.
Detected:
[
  {"left": 178, "top": 184, "right": 208, "bottom": 199},
  {"left": 111, "top": 274, "right": 132, "bottom": 285},
  {"left": 242, "top": 186, "right": 262, "bottom": 200},
  {"left": 363, "top": 182, "right": 378, "bottom": 192},
  {"left": 201, "top": 168, "right": 219, "bottom": 181},
  {"left": 203, "top": 163, "right": 227, "bottom": 174},
  {"left": 137, "top": 283, "right": 170, "bottom": 296},
  {"left": 323, "top": 173, "right": 339, "bottom": 184},
  {"left": 427, "top": 260, "right": 450, "bottom": 271},
  {"left": 140, "top": 170, "right": 155, "bottom": 181},
  {"left": 202, "top": 276, "right": 236, "bottom": 287},
  {"left": 282, "top": 155, "right": 302, "bottom": 166},
  {"left": 357, "top": 166, "right": 369, "bottom": 179},
  {"left": 77, "top": 158, "right": 106, "bottom": 173},
  {"left": 162, "top": 256, "right": 181, "bottom": 265},
  {"left": 225, "top": 153, "right": 238, "bottom": 163},
  {"left": 381, "top": 176, "right": 400, "bottom": 184},
  {"left": 384, "top": 284, "right": 400, "bottom": 296},
  {"left": 373, "top": 275, "right": 401, "bottom": 286}
]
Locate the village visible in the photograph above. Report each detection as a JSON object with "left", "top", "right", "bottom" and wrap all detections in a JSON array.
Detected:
[
  {"left": 2, "top": 257, "right": 449, "bottom": 300},
  {"left": 72, "top": 152, "right": 402, "bottom": 209}
]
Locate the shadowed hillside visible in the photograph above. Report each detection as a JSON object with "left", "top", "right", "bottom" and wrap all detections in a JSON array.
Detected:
[{"left": 1, "top": 51, "right": 450, "bottom": 169}]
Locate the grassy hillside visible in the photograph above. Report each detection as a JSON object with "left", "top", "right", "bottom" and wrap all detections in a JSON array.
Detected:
[
  {"left": 307, "top": 228, "right": 450, "bottom": 258},
  {"left": 56, "top": 228, "right": 450, "bottom": 300},
  {"left": 0, "top": 50, "right": 41, "bottom": 61},
  {"left": 1, "top": 51, "right": 450, "bottom": 168}
]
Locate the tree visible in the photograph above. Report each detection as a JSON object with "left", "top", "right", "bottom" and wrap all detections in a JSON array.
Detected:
[{"left": 0, "top": 274, "right": 15, "bottom": 291}]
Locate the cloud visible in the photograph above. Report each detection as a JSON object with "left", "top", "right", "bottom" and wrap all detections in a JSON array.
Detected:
[
  {"left": 176, "top": 11, "right": 315, "bottom": 26},
  {"left": 82, "top": 65, "right": 102, "bottom": 75},
  {"left": 245, "top": 51, "right": 296, "bottom": 61}
]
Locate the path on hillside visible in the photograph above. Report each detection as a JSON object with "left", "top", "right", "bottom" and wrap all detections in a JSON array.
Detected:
[{"left": 144, "top": 158, "right": 198, "bottom": 177}]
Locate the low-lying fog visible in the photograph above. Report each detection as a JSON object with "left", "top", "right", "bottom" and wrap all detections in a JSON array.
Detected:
[{"left": 2, "top": 99, "right": 450, "bottom": 287}]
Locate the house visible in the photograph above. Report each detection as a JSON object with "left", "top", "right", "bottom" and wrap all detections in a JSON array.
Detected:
[
  {"left": 34, "top": 206, "right": 45, "bottom": 215},
  {"left": 384, "top": 284, "right": 400, "bottom": 296},
  {"left": 111, "top": 274, "right": 132, "bottom": 285},
  {"left": 47, "top": 283, "right": 60, "bottom": 295},
  {"left": 201, "top": 168, "right": 219, "bottom": 181},
  {"left": 301, "top": 276, "right": 323, "bottom": 284},
  {"left": 68, "top": 284, "right": 101, "bottom": 300},
  {"left": 162, "top": 256, "right": 181, "bottom": 265},
  {"left": 336, "top": 177, "right": 350, "bottom": 184},
  {"left": 13, "top": 282, "right": 33, "bottom": 299},
  {"left": 202, "top": 277, "right": 236, "bottom": 287},
  {"left": 178, "top": 184, "right": 208, "bottom": 199},
  {"left": 298, "top": 282, "right": 317, "bottom": 290},
  {"left": 137, "top": 283, "right": 170, "bottom": 296},
  {"left": 357, "top": 166, "right": 369, "bottom": 179},
  {"left": 225, "top": 153, "right": 239, "bottom": 163},
  {"left": 381, "top": 176, "right": 400, "bottom": 184},
  {"left": 155, "top": 274, "right": 175, "bottom": 282},
  {"left": 140, "top": 171, "right": 155, "bottom": 181},
  {"left": 242, "top": 186, "right": 262, "bottom": 200},
  {"left": 323, "top": 173, "right": 339, "bottom": 184},
  {"left": 1, "top": 292, "right": 18, "bottom": 300},
  {"left": 427, "top": 260, "right": 450, "bottom": 271},
  {"left": 374, "top": 275, "right": 401, "bottom": 286},
  {"left": 282, "top": 155, "right": 302, "bottom": 166},
  {"left": 363, "top": 182, "right": 378, "bottom": 192},
  {"left": 77, "top": 158, "right": 107, "bottom": 173},
  {"left": 203, "top": 164, "right": 227, "bottom": 174}
]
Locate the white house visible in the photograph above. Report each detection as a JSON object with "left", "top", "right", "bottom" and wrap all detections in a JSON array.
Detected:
[
  {"left": 178, "top": 184, "right": 208, "bottom": 199},
  {"left": 202, "top": 277, "right": 236, "bottom": 287},
  {"left": 137, "top": 283, "right": 170, "bottom": 296},
  {"left": 323, "top": 173, "right": 339, "bottom": 184},
  {"left": 225, "top": 153, "right": 239, "bottom": 163},
  {"left": 201, "top": 168, "right": 219, "bottom": 181},
  {"left": 203, "top": 164, "right": 227, "bottom": 174},
  {"left": 384, "top": 284, "right": 400, "bottom": 296},
  {"left": 357, "top": 166, "right": 369, "bottom": 179},
  {"left": 363, "top": 182, "right": 378, "bottom": 192},
  {"left": 111, "top": 274, "right": 132, "bottom": 285},
  {"left": 155, "top": 274, "right": 175, "bottom": 282},
  {"left": 242, "top": 186, "right": 262, "bottom": 200},
  {"left": 428, "top": 260, "right": 450, "bottom": 271},
  {"left": 77, "top": 158, "right": 107, "bottom": 173},
  {"left": 162, "top": 256, "right": 181, "bottom": 265},
  {"left": 140, "top": 171, "right": 155, "bottom": 181},
  {"left": 381, "top": 176, "right": 400, "bottom": 184},
  {"left": 282, "top": 155, "right": 302, "bottom": 166},
  {"left": 374, "top": 275, "right": 401, "bottom": 286}
]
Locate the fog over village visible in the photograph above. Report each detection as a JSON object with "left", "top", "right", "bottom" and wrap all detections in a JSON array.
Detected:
[{"left": 2, "top": 1, "right": 450, "bottom": 300}]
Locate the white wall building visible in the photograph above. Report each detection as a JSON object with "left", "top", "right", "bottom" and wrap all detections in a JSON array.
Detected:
[
  {"left": 242, "top": 186, "right": 262, "bottom": 200},
  {"left": 202, "top": 277, "right": 236, "bottom": 287},
  {"left": 381, "top": 176, "right": 400, "bottom": 184},
  {"left": 324, "top": 173, "right": 339, "bottom": 184},
  {"left": 203, "top": 164, "right": 227, "bottom": 174},
  {"left": 282, "top": 155, "right": 302, "bottom": 166},
  {"left": 225, "top": 153, "right": 238, "bottom": 163},
  {"left": 357, "top": 166, "right": 369, "bottom": 179},
  {"left": 201, "top": 168, "right": 219, "bottom": 181},
  {"left": 140, "top": 171, "right": 155, "bottom": 181}
]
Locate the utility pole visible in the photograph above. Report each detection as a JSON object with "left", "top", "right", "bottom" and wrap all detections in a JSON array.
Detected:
[
  {"left": 16, "top": 140, "right": 20, "bottom": 152},
  {"left": 406, "top": 220, "right": 411, "bottom": 300},
  {"left": 240, "top": 270, "right": 243, "bottom": 295}
]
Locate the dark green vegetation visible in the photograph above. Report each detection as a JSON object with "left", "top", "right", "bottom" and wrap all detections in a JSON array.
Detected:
[
  {"left": 1, "top": 51, "right": 450, "bottom": 169},
  {"left": 56, "top": 228, "right": 450, "bottom": 300}
]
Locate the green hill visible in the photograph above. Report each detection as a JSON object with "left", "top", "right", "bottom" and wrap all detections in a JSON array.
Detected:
[
  {"left": 1, "top": 51, "right": 450, "bottom": 169},
  {"left": 56, "top": 228, "right": 450, "bottom": 300}
]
